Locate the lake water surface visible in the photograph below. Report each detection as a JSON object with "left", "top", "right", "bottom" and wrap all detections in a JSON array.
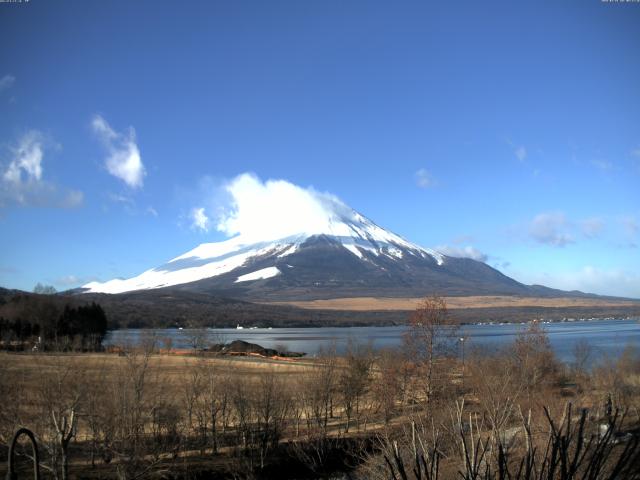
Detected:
[{"left": 104, "top": 318, "right": 640, "bottom": 364}]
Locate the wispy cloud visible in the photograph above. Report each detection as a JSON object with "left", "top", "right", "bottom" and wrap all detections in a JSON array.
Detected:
[
  {"left": 62, "top": 191, "right": 84, "bottom": 207},
  {"left": 519, "top": 212, "right": 636, "bottom": 248},
  {"left": 0, "top": 131, "right": 83, "bottom": 208},
  {"left": 580, "top": 217, "right": 604, "bottom": 239},
  {"left": 591, "top": 159, "right": 613, "bottom": 171},
  {"left": 105, "top": 192, "right": 159, "bottom": 218},
  {"left": 54, "top": 274, "right": 98, "bottom": 288},
  {"left": 619, "top": 215, "right": 639, "bottom": 238},
  {"left": 528, "top": 212, "right": 574, "bottom": 247},
  {"left": 451, "top": 234, "right": 475, "bottom": 244},
  {"left": 146, "top": 206, "right": 158, "bottom": 217},
  {"left": 523, "top": 266, "right": 640, "bottom": 299},
  {"left": 0, "top": 265, "right": 19, "bottom": 274},
  {"left": 506, "top": 138, "right": 527, "bottom": 163},
  {"left": 630, "top": 149, "right": 640, "bottom": 175},
  {"left": 190, "top": 207, "right": 210, "bottom": 232},
  {"left": 414, "top": 168, "right": 436, "bottom": 189},
  {"left": 0, "top": 74, "right": 15, "bottom": 93},
  {"left": 107, "top": 192, "right": 135, "bottom": 206},
  {"left": 91, "top": 114, "right": 146, "bottom": 188},
  {"left": 3, "top": 130, "right": 43, "bottom": 183},
  {"left": 56, "top": 275, "right": 82, "bottom": 286},
  {"left": 435, "top": 244, "right": 488, "bottom": 262}
]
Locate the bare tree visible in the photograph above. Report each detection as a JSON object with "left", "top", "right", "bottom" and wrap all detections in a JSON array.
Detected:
[
  {"left": 33, "top": 283, "right": 57, "bottom": 294},
  {"left": 182, "top": 359, "right": 205, "bottom": 452},
  {"left": 0, "top": 358, "right": 29, "bottom": 447},
  {"left": 571, "top": 339, "right": 593, "bottom": 396},
  {"left": 83, "top": 363, "right": 107, "bottom": 469},
  {"left": 339, "top": 341, "right": 372, "bottom": 432},
  {"left": 230, "top": 376, "right": 253, "bottom": 451},
  {"left": 371, "top": 347, "right": 412, "bottom": 425},
  {"left": 378, "top": 401, "right": 640, "bottom": 480},
  {"left": 404, "top": 296, "right": 457, "bottom": 406},
  {"left": 592, "top": 344, "right": 640, "bottom": 418},
  {"left": 302, "top": 347, "right": 337, "bottom": 437},
  {"left": 161, "top": 336, "right": 173, "bottom": 354},
  {"left": 510, "top": 321, "right": 559, "bottom": 406},
  {"left": 35, "top": 356, "right": 86, "bottom": 480},
  {"left": 254, "top": 369, "right": 291, "bottom": 468},
  {"left": 106, "top": 346, "right": 171, "bottom": 480},
  {"left": 206, "top": 362, "right": 226, "bottom": 454},
  {"left": 183, "top": 328, "right": 208, "bottom": 354},
  {"left": 186, "top": 357, "right": 227, "bottom": 454},
  {"left": 289, "top": 377, "right": 306, "bottom": 438},
  {"left": 571, "top": 339, "right": 592, "bottom": 375},
  {"left": 466, "top": 352, "right": 522, "bottom": 460}
]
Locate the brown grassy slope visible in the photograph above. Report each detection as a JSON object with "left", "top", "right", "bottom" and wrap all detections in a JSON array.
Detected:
[
  {"left": 0, "top": 351, "right": 312, "bottom": 382},
  {"left": 266, "top": 295, "right": 640, "bottom": 311}
]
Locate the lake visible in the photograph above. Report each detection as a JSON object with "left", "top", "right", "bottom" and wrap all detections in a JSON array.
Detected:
[{"left": 104, "top": 318, "right": 640, "bottom": 365}]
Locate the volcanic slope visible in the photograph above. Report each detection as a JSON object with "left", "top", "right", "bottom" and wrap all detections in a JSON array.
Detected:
[{"left": 83, "top": 197, "right": 595, "bottom": 301}]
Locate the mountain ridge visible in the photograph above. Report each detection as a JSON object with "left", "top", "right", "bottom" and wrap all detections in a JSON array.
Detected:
[{"left": 80, "top": 201, "right": 621, "bottom": 302}]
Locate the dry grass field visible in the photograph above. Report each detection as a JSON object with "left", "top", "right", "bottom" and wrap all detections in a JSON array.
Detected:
[
  {"left": 2, "top": 323, "right": 640, "bottom": 480},
  {"left": 267, "top": 295, "right": 640, "bottom": 311},
  {"left": 0, "top": 351, "right": 314, "bottom": 391}
]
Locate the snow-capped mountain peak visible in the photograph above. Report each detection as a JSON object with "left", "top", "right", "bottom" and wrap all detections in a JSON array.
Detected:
[
  {"left": 83, "top": 208, "right": 443, "bottom": 294},
  {"left": 83, "top": 174, "right": 462, "bottom": 295}
]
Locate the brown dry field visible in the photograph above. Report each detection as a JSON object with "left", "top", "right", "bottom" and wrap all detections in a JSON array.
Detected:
[
  {"left": 265, "top": 295, "right": 640, "bottom": 311},
  {"left": 0, "top": 351, "right": 316, "bottom": 393}
]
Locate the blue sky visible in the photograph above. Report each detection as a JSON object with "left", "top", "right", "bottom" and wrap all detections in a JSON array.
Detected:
[{"left": 0, "top": 0, "right": 639, "bottom": 297}]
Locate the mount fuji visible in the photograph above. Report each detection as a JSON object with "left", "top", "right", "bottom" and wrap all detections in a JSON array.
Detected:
[{"left": 83, "top": 187, "right": 546, "bottom": 301}]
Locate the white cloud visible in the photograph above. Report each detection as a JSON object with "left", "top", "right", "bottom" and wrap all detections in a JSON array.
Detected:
[
  {"left": 414, "top": 168, "right": 436, "bottom": 189},
  {"left": 213, "top": 173, "right": 355, "bottom": 242},
  {"left": 591, "top": 159, "right": 613, "bottom": 171},
  {"left": 523, "top": 266, "right": 640, "bottom": 299},
  {"left": 3, "top": 130, "right": 43, "bottom": 184},
  {"left": 452, "top": 234, "right": 474, "bottom": 244},
  {"left": 528, "top": 212, "right": 574, "bottom": 247},
  {"left": 62, "top": 190, "right": 84, "bottom": 208},
  {"left": 435, "top": 245, "right": 488, "bottom": 262},
  {"left": 54, "top": 274, "right": 98, "bottom": 288},
  {"left": 580, "top": 217, "right": 604, "bottom": 239},
  {"left": 91, "top": 114, "right": 146, "bottom": 188},
  {"left": 505, "top": 138, "right": 527, "bottom": 163},
  {"left": 521, "top": 213, "right": 633, "bottom": 246},
  {"left": 514, "top": 146, "right": 527, "bottom": 162},
  {"left": 107, "top": 192, "right": 135, "bottom": 206},
  {"left": 55, "top": 275, "right": 81, "bottom": 286},
  {"left": 0, "top": 74, "right": 15, "bottom": 92},
  {"left": 620, "top": 215, "right": 639, "bottom": 238},
  {"left": 190, "top": 207, "right": 210, "bottom": 232},
  {"left": 0, "top": 131, "right": 83, "bottom": 208},
  {"left": 105, "top": 192, "right": 158, "bottom": 217},
  {"left": 188, "top": 173, "right": 362, "bottom": 242}
]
